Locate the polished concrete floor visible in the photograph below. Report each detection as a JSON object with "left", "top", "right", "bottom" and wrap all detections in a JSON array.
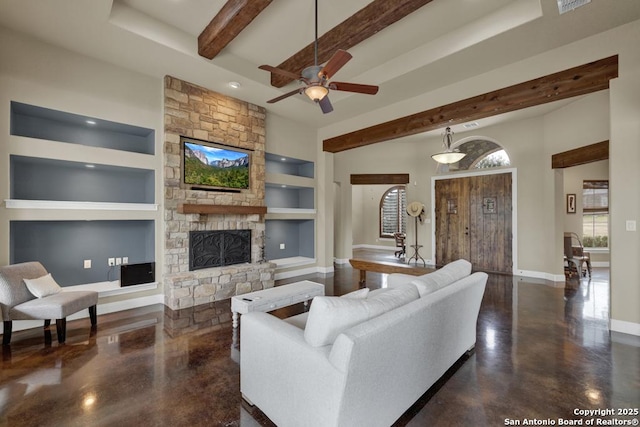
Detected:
[{"left": 1, "top": 251, "right": 638, "bottom": 426}]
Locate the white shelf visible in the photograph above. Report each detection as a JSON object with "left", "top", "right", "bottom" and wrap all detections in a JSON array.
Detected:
[
  {"left": 62, "top": 281, "right": 158, "bottom": 297},
  {"left": 5, "top": 199, "right": 158, "bottom": 211},
  {"left": 267, "top": 207, "right": 316, "bottom": 215}
]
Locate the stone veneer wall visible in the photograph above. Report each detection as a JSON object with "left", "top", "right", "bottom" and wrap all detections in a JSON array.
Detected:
[{"left": 163, "top": 76, "right": 274, "bottom": 310}]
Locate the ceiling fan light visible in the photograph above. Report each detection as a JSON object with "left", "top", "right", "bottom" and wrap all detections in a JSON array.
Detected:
[{"left": 305, "top": 85, "right": 329, "bottom": 101}]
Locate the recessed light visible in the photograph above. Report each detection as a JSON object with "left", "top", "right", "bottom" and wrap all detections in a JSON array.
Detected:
[
  {"left": 280, "top": 157, "right": 287, "bottom": 161},
  {"left": 281, "top": 185, "right": 287, "bottom": 188},
  {"left": 228, "top": 82, "right": 241, "bottom": 89},
  {"left": 86, "top": 120, "right": 96, "bottom": 125},
  {"left": 85, "top": 164, "right": 96, "bottom": 168}
]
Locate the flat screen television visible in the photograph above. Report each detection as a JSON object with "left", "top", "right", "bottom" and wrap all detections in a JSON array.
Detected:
[{"left": 181, "top": 137, "right": 251, "bottom": 191}]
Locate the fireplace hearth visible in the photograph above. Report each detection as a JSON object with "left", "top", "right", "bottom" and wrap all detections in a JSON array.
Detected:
[{"left": 189, "top": 230, "right": 251, "bottom": 271}]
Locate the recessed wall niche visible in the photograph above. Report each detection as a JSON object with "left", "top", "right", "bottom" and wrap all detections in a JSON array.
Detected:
[
  {"left": 10, "top": 155, "right": 154, "bottom": 204},
  {"left": 10, "top": 101, "right": 155, "bottom": 154},
  {"left": 10, "top": 220, "right": 155, "bottom": 286}
]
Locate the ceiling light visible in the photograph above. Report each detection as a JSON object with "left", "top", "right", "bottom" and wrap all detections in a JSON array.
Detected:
[
  {"left": 228, "top": 81, "right": 241, "bottom": 89},
  {"left": 85, "top": 164, "right": 96, "bottom": 168},
  {"left": 280, "top": 157, "right": 287, "bottom": 161},
  {"left": 304, "top": 84, "right": 328, "bottom": 102},
  {"left": 86, "top": 120, "right": 96, "bottom": 125},
  {"left": 431, "top": 127, "right": 466, "bottom": 164}
]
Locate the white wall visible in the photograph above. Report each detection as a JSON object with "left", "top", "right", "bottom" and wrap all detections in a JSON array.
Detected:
[
  {"left": 0, "top": 27, "right": 164, "bottom": 305},
  {"left": 322, "top": 20, "right": 640, "bottom": 334}
]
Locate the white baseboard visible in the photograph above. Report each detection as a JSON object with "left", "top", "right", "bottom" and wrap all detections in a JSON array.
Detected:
[
  {"left": 610, "top": 319, "right": 640, "bottom": 336},
  {"left": 334, "top": 258, "right": 349, "bottom": 265},
  {"left": 274, "top": 265, "right": 334, "bottom": 281},
  {"left": 10, "top": 294, "right": 164, "bottom": 333},
  {"left": 515, "top": 269, "right": 566, "bottom": 283},
  {"left": 352, "top": 244, "right": 396, "bottom": 251}
]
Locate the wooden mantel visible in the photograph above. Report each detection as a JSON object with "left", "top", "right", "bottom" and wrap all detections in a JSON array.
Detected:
[{"left": 178, "top": 203, "right": 267, "bottom": 215}]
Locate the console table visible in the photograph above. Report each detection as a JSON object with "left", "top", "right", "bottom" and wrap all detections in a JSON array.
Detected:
[{"left": 231, "top": 280, "right": 324, "bottom": 328}]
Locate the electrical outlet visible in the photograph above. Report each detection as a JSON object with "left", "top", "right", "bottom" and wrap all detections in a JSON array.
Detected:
[
  {"left": 115, "top": 257, "right": 122, "bottom": 265},
  {"left": 83, "top": 259, "right": 91, "bottom": 269},
  {"left": 108, "top": 258, "right": 115, "bottom": 266},
  {"left": 122, "top": 257, "right": 129, "bottom": 264},
  {"left": 279, "top": 243, "right": 285, "bottom": 250},
  {"left": 626, "top": 220, "right": 637, "bottom": 231}
]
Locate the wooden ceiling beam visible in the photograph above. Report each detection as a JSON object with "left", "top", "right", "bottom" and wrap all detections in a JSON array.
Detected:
[
  {"left": 198, "top": 0, "right": 272, "bottom": 60},
  {"left": 269, "top": 0, "right": 434, "bottom": 88},
  {"left": 350, "top": 174, "right": 409, "bottom": 185},
  {"left": 551, "top": 140, "right": 609, "bottom": 169},
  {"left": 323, "top": 55, "right": 619, "bottom": 153}
]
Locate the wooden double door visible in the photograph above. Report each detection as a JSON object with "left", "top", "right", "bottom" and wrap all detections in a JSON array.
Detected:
[{"left": 434, "top": 172, "right": 513, "bottom": 274}]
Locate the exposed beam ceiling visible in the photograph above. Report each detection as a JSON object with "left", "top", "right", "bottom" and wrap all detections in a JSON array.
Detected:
[
  {"left": 268, "top": 0, "right": 434, "bottom": 88},
  {"left": 552, "top": 140, "right": 609, "bottom": 169},
  {"left": 323, "top": 55, "right": 619, "bottom": 153},
  {"left": 198, "top": 0, "right": 272, "bottom": 60},
  {"left": 350, "top": 174, "right": 410, "bottom": 185}
]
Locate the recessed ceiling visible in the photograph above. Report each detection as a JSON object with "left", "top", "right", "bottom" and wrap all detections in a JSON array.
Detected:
[{"left": 0, "top": 0, "right": 638, "bottom": 129}]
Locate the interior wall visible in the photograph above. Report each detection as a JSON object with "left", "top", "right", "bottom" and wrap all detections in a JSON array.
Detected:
[
  {"left": 323, "top": 20, "right": 640, "bottom": 332},
  {"left": 0, "top": 27, "right": 163, "bottom": 304}
]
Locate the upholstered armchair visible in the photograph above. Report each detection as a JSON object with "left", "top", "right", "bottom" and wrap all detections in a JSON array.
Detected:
[{"left": 0, "top": 262, "right": 98, "bottom": 345}]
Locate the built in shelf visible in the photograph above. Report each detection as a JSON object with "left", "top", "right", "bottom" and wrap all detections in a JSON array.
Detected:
[
  {"left": 5, "top": 199, "right": 158, "bottom": 211},
  {"left": 63, "top": 281, "right": 158, "bottom": 297},
  {"left": 178, "top": 204, "right": 267, "bottom": 215}
]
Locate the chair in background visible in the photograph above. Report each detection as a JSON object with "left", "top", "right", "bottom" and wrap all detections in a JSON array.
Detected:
[
  {"left": 563, "top": 232, "right": 592, "bottom": 278},
  {"left": 393, "top": 233, "right": 406, "bottom": 258},
  {"left": 0, "top": 262, "right": 98, "bottom": 345}
]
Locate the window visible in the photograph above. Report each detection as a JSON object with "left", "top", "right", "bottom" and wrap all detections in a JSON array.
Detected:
[
  {"left": 582, "top": 180, "right": 608, "bottom": 248},
  {"left": 380, "top": 186, "right": 406, "bottom": 237}
]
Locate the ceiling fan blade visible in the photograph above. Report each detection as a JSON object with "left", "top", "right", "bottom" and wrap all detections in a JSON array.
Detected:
[
  {"left": 330, "top": 81, "right": 379, "bottom": 95},
  {"left": 318, "top": 96, "right": 333, "bottom": 114},
  {"left": 259, "top": 65, "right": 301, "bottom": 81},
  {"left": 320, "top": 50, "right": 352, "bottom": 80},
  {"left": 267, "top": 88, "right": 302, "bottom": 103}
]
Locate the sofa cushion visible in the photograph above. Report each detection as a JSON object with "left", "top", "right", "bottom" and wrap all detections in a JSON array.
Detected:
[
  {"left": 303, "top": 285, "right": 419, "bottom": 347},
  {"left": 341, "top": 288, "right": 370, "bottom": 299},
  {"left": 23, "top": 273, "right": 62, "bottom": 298},
  {"left": 10, "top": 290, "right": 98, "bottom": 320},
  {"left": 283, "top": 289, "right": 369, "bottom": 330},
  {"left": 392, "top": 259, "right": 472, "bottom": 297}
]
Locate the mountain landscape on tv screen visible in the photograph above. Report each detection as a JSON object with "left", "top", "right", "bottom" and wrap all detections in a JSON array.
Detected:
[{"left": 184, "top": 143, "right": 249, "bottom": 189}]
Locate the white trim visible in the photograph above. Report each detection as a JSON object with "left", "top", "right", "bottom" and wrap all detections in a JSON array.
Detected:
[
  {"left": 62, "top": 281, "right": 158, "bottom": 297},
  {"left": 10, "top": 293, "right": 164, "bottom": 333},
  {"left": 590, "top": 261, "right": 609, "bottom": 267},
  {"left": 352, "top": 244, "right": 396, "bottom": 251},
  {"left": 610, "top": 319, "right": 640, "bottom": 336},
  {"left": 270, "top": 257, "right": 316, "bottom": 269},
  {"left": 515, "top": 269, "right": 566, "bottom": 283},
  {"left": 334, "top": 258, "right": 349, "bottom": 265},
  {"left": 266, "top": 207, "right": 316, "bottom": 214},
  {"left": 4, "top": 199, "right": 158, "bottom": 211},
  {"left": 431, "top": 168, "right": 518, "bottom": 274},
  {"left": 274, "top": 265, "right": 334, "bottom": 280}
]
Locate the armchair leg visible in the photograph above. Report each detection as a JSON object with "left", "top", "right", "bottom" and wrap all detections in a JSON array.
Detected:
[
  {"left": 44, "top": 319, "right": 51, "bottom": 328},
  {"left": 56, "top": 318, "right": 67, "bottom": 344},
  {"left": 2, "top": 321, "right": 12, "bottom": 346},
  {"left": 89, "top": 305, "right": 97, "bottom": 326}
]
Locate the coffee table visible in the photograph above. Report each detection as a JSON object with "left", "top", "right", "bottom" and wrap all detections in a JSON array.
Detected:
[{"left": 231, "top": 280, "right": 325, "bottom": 328}]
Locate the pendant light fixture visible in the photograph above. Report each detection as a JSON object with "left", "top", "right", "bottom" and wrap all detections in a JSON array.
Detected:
[{"left": 431, "top": 127, "right": 466, "bottom": 164}]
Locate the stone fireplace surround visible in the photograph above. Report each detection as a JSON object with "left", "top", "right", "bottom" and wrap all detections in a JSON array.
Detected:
[{"left": 163, "top": 76, "right": 275, "bottom": 310}]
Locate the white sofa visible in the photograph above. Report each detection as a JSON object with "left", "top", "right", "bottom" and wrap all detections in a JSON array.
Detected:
[{"left": 240, "top": 259, "right": 487, "bottom": 427}]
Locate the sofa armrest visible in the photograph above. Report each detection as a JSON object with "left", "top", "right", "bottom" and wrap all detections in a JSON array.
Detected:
[{"left": 240, "top": 312, "right": 345, "bottom": 427}]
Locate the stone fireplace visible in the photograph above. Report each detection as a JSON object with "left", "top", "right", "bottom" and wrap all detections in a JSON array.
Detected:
[{"left": 163, "top": 76, "right": 275, "bottom": 310}]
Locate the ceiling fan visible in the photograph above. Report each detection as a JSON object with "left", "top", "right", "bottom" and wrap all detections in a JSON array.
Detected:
[{"left": 258, "top": 0, "right": 379, "bottom": 114}]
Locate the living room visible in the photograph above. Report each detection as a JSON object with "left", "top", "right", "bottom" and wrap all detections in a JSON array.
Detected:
[{"left": 0, "top": 0, "right": 639, "bottom": 425}]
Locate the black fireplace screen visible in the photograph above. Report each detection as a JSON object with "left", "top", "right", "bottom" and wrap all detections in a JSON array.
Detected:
[{"left": 189, "top": 230, "right": 251, "bottom": 271}]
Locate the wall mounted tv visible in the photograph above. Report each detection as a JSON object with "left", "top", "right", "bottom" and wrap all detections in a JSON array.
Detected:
[{"left": 181, "top": 137, "right": 251, "bottom": 191}]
